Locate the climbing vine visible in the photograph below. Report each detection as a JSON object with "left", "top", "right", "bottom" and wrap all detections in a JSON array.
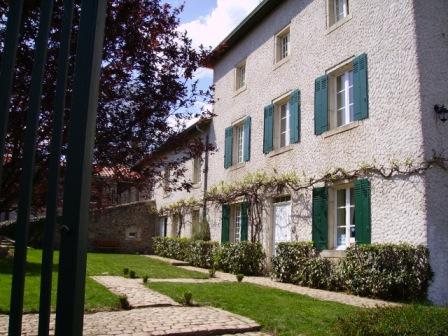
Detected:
[{"left": 158, "top": 198, "right": 202, "bottom": 237}]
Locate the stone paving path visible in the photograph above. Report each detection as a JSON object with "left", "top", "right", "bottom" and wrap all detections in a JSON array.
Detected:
[
  {"left": 92, "top": 276, "right": 179, "bottom": 308},
  {"left": 147, "top": 255, "right": 190, "bottom": 266},
  {"left": 0, "top": 307, "right": 261, "bottom": 336}
]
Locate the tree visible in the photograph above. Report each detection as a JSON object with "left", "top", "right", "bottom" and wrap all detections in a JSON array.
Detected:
[{"left": 0, "top": 0, "right": 213, "bottom": 214}]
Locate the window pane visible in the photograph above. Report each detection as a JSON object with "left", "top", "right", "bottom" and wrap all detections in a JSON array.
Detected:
[
  {"left": 337, "top": 208, "right": 346, "bottom": 227},
  {"left": 349, "top": 187, "right": 355, "bottom": 205},
  {"left": 337, "top": 227, "right": 346, "bottom": 247},
  {"left": 337, "top": 189, "right": 346, "bottom": 207}
]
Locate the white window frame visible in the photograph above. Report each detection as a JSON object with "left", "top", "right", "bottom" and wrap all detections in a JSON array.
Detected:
[
  {"left": 233, "top": 204, "right": 242, "bottom": 242},
  {"left": 273, "top": 97, "right": 290, "bottom": 149},
  {"left": 333, "top": 186, "right": 355, "bottom": 250},
  {"left": 235, "top": 62, "right": 246, "bottom": 91},
  {"left": 233, "top": 123, "right": 245, "bottom": 165},
  {"left": 275, "top": 26, "right": 290, "bottom": 63},
  {"left": 192, "top": 157, "right": 202, "bottom": 184},
  {"left": 334, "top": 0, "right": 349, "bottom": 23},
  {"left": 335, "top": 70, "right": 354, "bottom": 127}
]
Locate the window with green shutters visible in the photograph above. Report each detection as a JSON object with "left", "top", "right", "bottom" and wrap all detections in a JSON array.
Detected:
[
  {"left": 354, "top": 179, "right": 371, "bottom": 244},
  {"left": 241, "top": 202, "right": 249, "bottom": 241},
  {"left": 221, "top": 204, "right": 230, "bottom": 243},
  {"left": 315, "top": 53, "right": 368, "bottom": 134},
  {"left": 224, "top": 117, "right": 251, "bottom": 169},
  {"left": 289, "top": 90, "right": 301, "bottom": 144},
  {"left": 312, "top": 187, "right": 328, "bottom": 250}
]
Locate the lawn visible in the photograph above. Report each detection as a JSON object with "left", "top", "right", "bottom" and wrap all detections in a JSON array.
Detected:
[
  {"left": 0, "top": 249, "right": 206, "bottom": 314},
  {"left": 148, "top": 282, "right": 361, "bottom": 336}
]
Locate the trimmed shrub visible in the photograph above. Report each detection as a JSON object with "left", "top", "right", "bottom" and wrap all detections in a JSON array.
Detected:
[
  {"left": 271, "top": 242, "right": 319, "bottom": 283},
  {"left": 332, "top": 305, "right": 448, "bottom": 336},
  {"left": 272, "top": 242, "right": 341, "bottom": 290},
  {"left": 186, "top": 240, "right": 219, "bottom": 268},
  {"left": 152, "top": 237, "right": 191, "bottom": 261},
  {"left": 340, "top": 244, "right": 433, "bottom": 300},
  {"left": 215, "top": 241, "right": 265, "bottom": 275}
]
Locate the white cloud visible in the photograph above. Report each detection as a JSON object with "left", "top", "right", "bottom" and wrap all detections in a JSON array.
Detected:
[{"left": 180, "top": 0, "right": 261, "bottom": 48}]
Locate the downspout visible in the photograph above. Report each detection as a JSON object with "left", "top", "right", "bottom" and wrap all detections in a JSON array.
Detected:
[{"left": 195, "top": 124, "right": 209, "bottom": 221}]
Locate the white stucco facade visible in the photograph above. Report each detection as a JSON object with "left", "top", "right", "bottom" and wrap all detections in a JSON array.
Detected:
[{"left": 152, "top": 0, "right": 448, "bottom": 305}]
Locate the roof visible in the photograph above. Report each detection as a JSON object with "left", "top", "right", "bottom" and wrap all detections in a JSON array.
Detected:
[
  {"left": 133, "top": 118, "right": 212, "bottom": 171},
  {"left": 204, "top": 0, "right": 286, "bottom": 68}
]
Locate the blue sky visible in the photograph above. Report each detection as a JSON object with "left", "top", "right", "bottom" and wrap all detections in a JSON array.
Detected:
[{"left": 165, "top": 0, "right": 261, "bottom": 96}]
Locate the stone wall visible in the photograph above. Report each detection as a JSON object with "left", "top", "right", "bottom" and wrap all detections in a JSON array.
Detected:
[{"left": 88, "top": 201, "right": 157, "bottom": 254}]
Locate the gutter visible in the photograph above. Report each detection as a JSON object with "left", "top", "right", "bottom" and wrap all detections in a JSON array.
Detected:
[{"left": 195, "top": 124, "right": 210, "bottom": 221}]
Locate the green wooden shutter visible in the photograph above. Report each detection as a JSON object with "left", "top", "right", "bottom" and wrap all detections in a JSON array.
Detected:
[
  {"left": 241, "top": 202, "right": 249, "bottom": 241},
  {"left": 353, "top": 53, "right": 368, "bottom": 121},
  {"left": 354, "top": 179, "right": 371, "bottom": 244},
  {"left": 263, "top": 104, "right": 274, "bottom": 154},
  {"left": 314, "top": 75, "right": 328, "bottom": 135},
  {"left": 243, "top": 117, "right": 251, "bottom": 162},
  {"left": 221, "top": 204, "right": 230, "bottom": 243},
  {"left": 289, "top": 89, "right": 301, "bottom": 144},
  {"left": 224, "top": 127, "right": 233, "bottom": 169},
  {"left": 312, "top": 187, "right": 328, "bottom": 250}
]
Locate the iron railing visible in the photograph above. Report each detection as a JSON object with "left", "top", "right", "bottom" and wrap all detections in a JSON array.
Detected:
[{"left": 0, "top": 1, "right": 107, "bottom": 335}]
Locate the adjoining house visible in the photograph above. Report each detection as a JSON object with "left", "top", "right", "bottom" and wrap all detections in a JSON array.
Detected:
[{"left": 148, "top": 0, "right": 448, "bottom": 305}]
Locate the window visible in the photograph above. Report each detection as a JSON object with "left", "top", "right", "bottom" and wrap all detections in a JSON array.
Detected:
[
  {"left": 159, "top": 217, "right": 167, "bottom": 237},
  {"left": 275, "top": 27, "right": 290, "bottom": 63},
  {"left": 334, "top": 187, "right": 355, "bottom": 250},
  {"left": 274, "top": 99, "right": 290, "bottom": 149},
  {"left": 235, "top": 62, "right": 246, "bottom": 91},
  {"left": 233, "top": 204, "right": 242, "bottom": 242},
  {"left": 192, "top": 157, "right": 202, "bottom": 184},
  {"left": 328, "top": 0, "right": 349, "bottom": 27},
  {"left": 335, "top": 70, "right": 354, "bottom": 127},
  {"left": 234, "top": 123, "right": 244, "bottom": 164}
]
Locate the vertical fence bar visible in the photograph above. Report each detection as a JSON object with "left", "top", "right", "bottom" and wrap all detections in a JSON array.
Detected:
[
  {"left": 55, "top": 0, "right": 106, "bottom": 335},
  {"left": 0, "top": 0, "right": 24, "bottom": 183},
  {"left": 38, "top": 1, "right": 75, "bottom": 335},
  {"left": 8, "top": 1, "right": 55, "bottom": 335}
]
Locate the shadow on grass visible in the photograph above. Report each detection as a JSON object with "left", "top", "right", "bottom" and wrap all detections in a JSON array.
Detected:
[{"left": 0, "top": 259, "right": 59, "bottom": 276}]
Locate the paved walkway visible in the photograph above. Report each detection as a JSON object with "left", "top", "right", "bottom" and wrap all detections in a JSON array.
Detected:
[
  {"left": 146, "top": 255, "right": 190, "bottom": 266},
  {"left": 166, "top": 262, "right": 399, "bottom": 308},
  {"left": 0, "top": 307, "right": 261, "bottom": 336}
]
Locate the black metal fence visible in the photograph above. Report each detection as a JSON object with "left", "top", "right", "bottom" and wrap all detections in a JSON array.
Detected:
[{"left": 0, "top": 1, "right": 107, "bottom": 335}]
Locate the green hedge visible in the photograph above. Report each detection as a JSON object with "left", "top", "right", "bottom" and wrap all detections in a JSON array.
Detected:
[
  {"left": 215, "top": 241, "right": 265, "bottom": 276},
  {"left": 152, "top": 237, "right": 191, "bottom": 261},
  {"left": 272, "top": 242, "right": 432, "bottom": 301},
  {"left": 271, "top": 242, "right": 341, "bottom": 290},
  {"left": 187, "top": 240, "right": 219, "bottom": 268},
  {"left": 340, "top": 244, "right": 433, "bottom": 300},
  {"left": 332, "top": 305, "right": 448, "bottom": 336}
]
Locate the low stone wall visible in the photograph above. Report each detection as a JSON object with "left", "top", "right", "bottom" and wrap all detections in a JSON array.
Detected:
[{"left": 88, "top": 201, "right": 157, "bottom": 254}]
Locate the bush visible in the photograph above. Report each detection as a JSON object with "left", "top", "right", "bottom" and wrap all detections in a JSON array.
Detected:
[
  {"left": 142, "top": 275, "right": 149, "bottom": 283},
  {"left": 236, "top": 274, "right": 244, "bottom": 282},
  {"left": 208, "top": 268, "right": 216, "bottom": 278},
  {"left": 271, "top": 242, "right": 319, "bottom": 283},
  {"left": 191, "top": 219, "right": 211, "bottom": 241},
  {"left": 187, "top": 240, "right": 219, "bottom": 268},
  {"left": 123, "top": 268, "right": 129, "bottom": 276},
  {"left": 340, "top": 244, "right": 433, "bottom": 300},
  {"left": 129, "top": 270, "right": 136, "bottom": 279},
  {"left": 332, "top": 305, "right": 448, "bottom": 336},
  {"left": 215, "top": 241, "right": 265, "bottom": 275},
  {"left": 152, "top": 237, "right": 191, "bottom": 261}
]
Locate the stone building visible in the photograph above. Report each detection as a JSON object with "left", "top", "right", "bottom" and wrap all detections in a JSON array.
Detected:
[{"left": 148, "top": 0, "right": 448, "bottom": 305}]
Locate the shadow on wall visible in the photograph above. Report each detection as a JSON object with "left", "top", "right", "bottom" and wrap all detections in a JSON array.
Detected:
[{"left": 414, "top": 0, "right": 448, "bottom": 306}]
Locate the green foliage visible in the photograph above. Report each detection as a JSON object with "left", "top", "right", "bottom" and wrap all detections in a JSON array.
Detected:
[
  {"left": 208, "top": 268, "right": 216, "bottom": 278},
  {"left": 332, "top": 305, "right": 448, "bottom": 336},
  {"left": 272, "top": 242, "right": 341, "bottom": 290},
  {"left": 119, "top": 295, "right": 130, "bottom": 310},
  {"left": 129, "top": 270, "right": 136, "bottom": 279},
  {"left": 236, "top": 274, "right": 244, "bottom": 282},
  {"left": 187, "top": 240, "right": 219, "bottom": 268},
  {"left": 142, "top": 275, "right": 149, "bottom": 283},
  {"left": 272, "top": 242, "right": 432, "bottom": 301},
  {"left": 152, "top": 236, "right": 191, "bottom": 261},
  {"left": 191, "top": 218, "right": 211, "bottom": 241},
  {"left": 215, "top": 241, "right": 265, "bottom": 275},
  {"left": 123, "top": 267, "right": 129, "bottom": 276},
  {"left": 183, "top": 291, "right": 193, "bottom": 306},
  {"left": 340, "top": 244, "right": 432, "bottom": 300}
]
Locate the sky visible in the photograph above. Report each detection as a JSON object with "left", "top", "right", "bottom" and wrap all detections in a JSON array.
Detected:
[{"left": 166, "top": 0, "right": 261, "bottom": 92}]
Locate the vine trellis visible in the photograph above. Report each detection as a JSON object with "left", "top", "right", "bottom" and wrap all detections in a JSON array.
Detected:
[{"left": 157, "top": 155, "right": 448, "bottom": 242}]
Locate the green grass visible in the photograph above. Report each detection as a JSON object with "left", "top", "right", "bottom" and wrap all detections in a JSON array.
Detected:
[
  {"left": 86, "top": 253, "right": 207, "bottom": 279},
  {"left": 148, "top": 282, "right": 361, "bottom": 336},
  {"left": 0, "top": 249, "right": 206, "bottom": 314}
]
